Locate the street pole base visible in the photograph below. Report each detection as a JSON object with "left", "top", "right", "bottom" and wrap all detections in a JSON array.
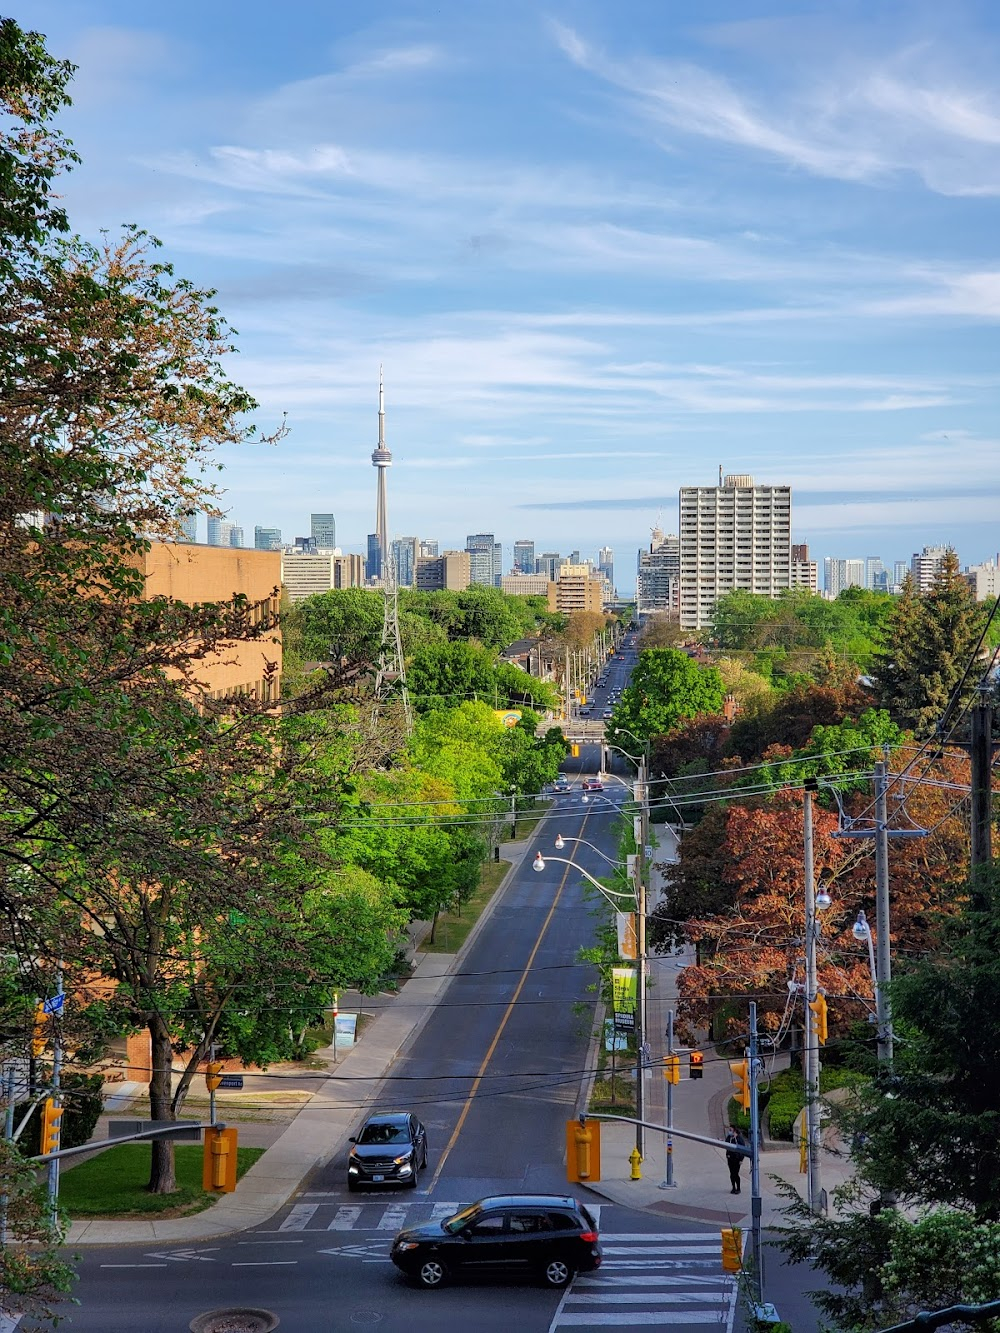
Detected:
[{"left": 658, "top": 1181, "right": 678, "bottom": 1190}]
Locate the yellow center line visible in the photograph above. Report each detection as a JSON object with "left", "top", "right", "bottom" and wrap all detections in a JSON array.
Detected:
[{"left": 427, "top": 813, "right": 591, "bottom": 1191}]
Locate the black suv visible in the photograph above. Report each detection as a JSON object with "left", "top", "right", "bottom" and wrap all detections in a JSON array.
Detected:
[
  {"left": 390, "top": 1194, "right": 601, "bottom": 1289},
  {"left": 347, "top": 1111, "right": 427, "bottom": 1191}
]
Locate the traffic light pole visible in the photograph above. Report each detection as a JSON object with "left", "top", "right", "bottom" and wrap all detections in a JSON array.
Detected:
[
  {"left": 634, "top": 757, "right": 649, "bottom": 1161},
  {"left": 873, "top": 761, "right": 894, "bottom": 1066},
  {"left": 749, "top": 1002, "right": 764, "bottom": 1309},
  {"left": 660, "top": 1008, "right": 676, "bottom": 1189},
  {"left": 47, "top": 966, "right": 63, "bottom": 1222},
  {"left": 803, "top": 791, "right": 823, "bottom": 1214}
]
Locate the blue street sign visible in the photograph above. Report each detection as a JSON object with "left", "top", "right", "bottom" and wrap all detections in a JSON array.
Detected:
[{"left": 41, "top": 994, "right": 64, "bottom": 1015}]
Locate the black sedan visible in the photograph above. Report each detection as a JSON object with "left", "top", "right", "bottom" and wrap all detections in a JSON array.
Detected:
[
  {"left": 347, "top": 1110, "right": 427, "bottom": 1190},
  {"left": 391, "top": 1194, "right": 602, "bottom": 1289}
]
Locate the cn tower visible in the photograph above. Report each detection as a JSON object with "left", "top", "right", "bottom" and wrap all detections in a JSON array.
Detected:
[{"left": 371, "top": 367, "right": 392, "bottom": 572}]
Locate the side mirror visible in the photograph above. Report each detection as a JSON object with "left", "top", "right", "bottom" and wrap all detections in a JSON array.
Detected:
[{"left": 348, "top": 1136, "right": 357, "bottom": 1144}]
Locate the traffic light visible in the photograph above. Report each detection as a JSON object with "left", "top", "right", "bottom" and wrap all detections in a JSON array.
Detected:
[
  {"left": 689, "top": 1050, "right": 704, "bottom": 1079},
  {"left": 565, "top": 1118, "right": 601, "bottom": 1183},
  {"left": 40, "top": 1098, "right": 64, "bottom": 1156},
  {"left": 203, "top": 1126, "right": 239, "bottom": 1192},
  {"left": 809, "top": 992, "right": 829, "bottom": 1045},
  {"left": 730, "top": 1059, "right": 750, "bottom": 1111},
  {"left": 32, "top": 1005, "right": 49, "bottom": 1057},
  {"left": 205, "top": 1061, "right": 223, "bottom": 1092},
  {"left": 664, "top": 1054, "right": 680, "bottom": 1085}
]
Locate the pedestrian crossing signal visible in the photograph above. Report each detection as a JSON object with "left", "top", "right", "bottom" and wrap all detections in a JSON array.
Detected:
[{"left": 689, "top": 1050, "right": 704, "bottom": 1079}]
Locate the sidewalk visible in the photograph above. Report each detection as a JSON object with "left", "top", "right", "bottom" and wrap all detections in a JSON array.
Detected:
[
  {"left": 66, "top": 838, "right": 537, "bottom": 1247},
  {"left": 581, "top": 939, "right": 856, "bottom": 1229}
]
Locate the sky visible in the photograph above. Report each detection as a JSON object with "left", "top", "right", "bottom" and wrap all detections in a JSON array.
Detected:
[{"left": 25, "top": 0, "right": 1000, "bottom": 576}]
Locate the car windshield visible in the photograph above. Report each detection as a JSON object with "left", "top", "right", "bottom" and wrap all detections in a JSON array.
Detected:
[
  {"left": 358, "top": 1122, "right": 410, "bottom": 1145},
  {"left": 443, "top": 1203, "right": 482, "bottom": 1234}
]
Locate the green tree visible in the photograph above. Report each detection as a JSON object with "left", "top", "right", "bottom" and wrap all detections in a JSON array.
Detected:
[
  {"left": 611, "top": 649, "right": 725, "bottom": 747},
  {"left": 872, "top": 555, "right": 988, "bottom": 733}
]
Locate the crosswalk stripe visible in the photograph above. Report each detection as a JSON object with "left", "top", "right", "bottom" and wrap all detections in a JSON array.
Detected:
[
  {"left": 278, "top": 1204, "right": 318, "bottom": 1232},
  {"left": 430, "top": 1203, "right": 457, "bottom": 1223},
  {"left": 555, "top": 1313, "right": 727, "bottom": 1326},
  {"left": 598, "top": 1233, "right": 718, "bottom": 1242},
  {"left": 574, "top": 1276, "right": 731, "bottom": 1288},
  {"left": 601, "top": 1244, "right": 719, "bottom": 1255},
  {"left": 377, "top": 1203, "right": 410, "bottom": 1231},
  {"left": 564, "top": 1294, "right": 729, "bottom": 1306},
  {"left": 327, "top": 1207, "right": 362, "bottom": 1230}
]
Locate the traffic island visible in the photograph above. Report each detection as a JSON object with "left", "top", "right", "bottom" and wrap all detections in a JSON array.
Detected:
[{"left": 189, "top": 1310, "right": 279, "bottom": 1333}]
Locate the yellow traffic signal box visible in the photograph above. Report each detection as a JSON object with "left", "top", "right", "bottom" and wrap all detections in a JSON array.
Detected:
[
  {"left": 664, "top": 1054, "right": 680, "bottom": 1084},
  {"left": 809, "top": 993, "right": 828, "bottom": 1044},
  {"left": 690, "top": 1050, "right": 704, "bottom": 1079},
  {"left": 730, "top": 1059, "right": 750, "bottom": 1110},
  {"left": 203, "top": 1125, "right": 239, "bottom": 1192},
  {"left": 565, "top": 1118, "right": 601, "bottom": 1183},
  {"left": 40, "top": 1098, "right": 64, "bottom": 1156}
]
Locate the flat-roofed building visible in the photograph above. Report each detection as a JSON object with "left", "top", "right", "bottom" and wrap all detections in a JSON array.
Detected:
[
  {"left": 679, "top": 473, "right": 791, "bottom": 629},
  {"left": 501, "top": 573, "right": 551, "bottom": 597},
  {"left": 548, "top": 562, "right": 604, "bottom": 615},
  {"left": 415, "top": 550, "right": 471, "bottom": 591}
]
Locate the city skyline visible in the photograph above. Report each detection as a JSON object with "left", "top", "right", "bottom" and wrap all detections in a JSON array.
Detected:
[{"left": 40, "top": 2, "right": 1000, "bottom": 564}]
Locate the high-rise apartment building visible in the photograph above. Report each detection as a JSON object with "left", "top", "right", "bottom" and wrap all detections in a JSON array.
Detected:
[
  {"left": 678, "top": 473, "right": 792, "bottom": 630},
  {"left": 513, "top": 540, "right": 535, "bottom": 574},
  {"left": 965, "top": 558, "right": 1000, "bottom": 600},
  {"left": 824, "top": 558, "right": 866, "bottom": 596},
  {"left": 391, "top": 537, "right": 418, "bottom": 588},
  {"left": 501, "top": 573, "right": 550, "bottom": 597},
  {"left": 466, "top": 533, "right": 502, "bottom": 587},
  {"left": 549, "top": 563, "right": 604, "bottom": 615},
  {"left": 254, "top": 526, "right": 283, "bottom": 551},
  {"left": 893, "top": 560, "right": 909, "bottom": 590},
  {"left": 911, "top": 544, "right": 951, "bottom": 592},
  {"left": 281, "top": 552, "right": 364, "bottom": 602},
  {"left": 790, "top": 543, "right": 818, "bottom": 592},
  {"left": 311, "top": 513, "right": 336, "bottom": 550},
  {"left": 419, "top": 539, "right": 439, "bottom": 558},
  {"left": 637, "top": 529, "right": 679, "bottom": 613}
]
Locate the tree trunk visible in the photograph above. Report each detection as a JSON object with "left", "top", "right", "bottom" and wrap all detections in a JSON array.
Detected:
[{"left": 147, "top": 1017, "right": 177, "bottom": 1194}]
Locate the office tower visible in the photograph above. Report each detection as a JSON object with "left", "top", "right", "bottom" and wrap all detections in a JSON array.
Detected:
[
  {"left": 254, "top": 526, "right": 283, "bottom": 551},
  {"left": 535, "top": 552, "right": 561, "bottom": 581},
  {"left": 791, "top": 543, "right": 818, "bottom": 591},
  {"left": 370, "top": 369, "right": 392, "bottom": 577},
  {"left": 513, "top": 539, "right": 535, "bottom": 574},
  {"left": 415, "top": 551, "right": 471, "bottom": 591},
  {"left": 281, "top": 552, "right": 366, "bottom": 601},
  {"left": 391, "top": 537, "right": 418, "bottom": 588},
  {"left": 679, "top": 473, "right": 791, "bottom": 630},
  {"left": 466, "top": 533, "right": 502, "bottom": 587},
  {"left": 294, "top": 536, "right": 316, "bottom": 554},
  {"left": 501, "top": 573, "right": 550, "bottom": 596},
  {"left": 823, "top": 558, "right": 866, "bottom": 596},
  {"left": 598, "top": 546, "right": 614, "bottom": 588},
  {"left": 419, "top": 539, "right": 439, "bottom": 558},
  {"left": 228, "top": 525, "right": 243, "bottom": 549},
  {"left": 637, "top": 529, "right": 680, "bottom": 612},
  {"left": 366, "top": 532, "right": 382, "bottom": 582},
  {"left": 568, "top": 549, "right": 581, "bottom": 565},
  {"left": 311, "top": 513, "right": 336, "bottom": 550},
  {"left": 179, "top": 513, "right": 199, "bottom": 543},
  {"left": 911, "top": 544, "right": 951, "bottom": 592},
  {"left": 892, "top": 560, "right": 909, "bottom": 589},
  {"left": 207, "top": 516, "right": 236, "bottom": 547}
]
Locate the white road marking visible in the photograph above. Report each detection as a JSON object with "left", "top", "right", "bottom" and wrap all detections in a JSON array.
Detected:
[
  {"left": 236, "top": 1240, "right": 303, "bottom": 1245},
  {"left": 377, "top": 1203, "right": 409, "bottom": 1231},
  {"left": 0, "top": 1317, "right": 21, "bottom": 1332},
  {"left": 327, "top": 1206, "right": 363, "bottom": 1230},
  {"left": 429, "top": 1203, "right": 457, "bottom": 1223},
  {"left": 99, "top": 1264, "right": 168, "bottom": 1269},
  {"left": 231, "top": 1260, "right": 299, "bottom": 1267},
  {"left": 279, "top": 1204, "right": 318, "bottom": 1231},
  {"left": 555, "top": 1314, "right": 728, "bottom": 1326}
]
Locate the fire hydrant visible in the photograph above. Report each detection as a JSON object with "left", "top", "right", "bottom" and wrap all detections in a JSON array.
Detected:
[{"left": 629, "top": 1146, "right": 643, "bottom": 1180}]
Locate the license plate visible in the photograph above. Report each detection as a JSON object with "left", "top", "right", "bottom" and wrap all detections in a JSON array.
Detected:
[{"left": 372, "top": 1174, "right": 384, "bottom": 1182}]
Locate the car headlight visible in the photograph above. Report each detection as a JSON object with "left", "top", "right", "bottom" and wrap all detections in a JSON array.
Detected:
[
  {"left": 393, "top": 1152, "right": 413, "bottom": 1165},
  {"left": 348, "top": 1164, "right": 359, "bottom": 1174},
  {"left": 395, "top": 1241, "right": 419, "bottom": 1251}
]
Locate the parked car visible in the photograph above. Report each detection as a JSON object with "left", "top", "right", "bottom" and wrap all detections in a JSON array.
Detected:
[
  {"left": 391, "top": 1194, "right": 602, "bottom": 1289},
  {"left": 348, "top": 1111, "right": 427, "bottom": 1191},
  {"left": 582, "top": 776, "right": 604, "bottom": 792}
]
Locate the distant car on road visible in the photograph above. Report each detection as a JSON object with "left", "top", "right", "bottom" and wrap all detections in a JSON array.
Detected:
[
  {"left": 582, "top": 776, "right": 604, "bottom": 792},
  {"left": 579, "top": 706, "right": 593, "bottom": 716},
  {"left": 391, "top": 1194, "right": 602, "bottom": 1289},
  {"left": 602, "top": 709, "right": 613, "bottom": 719},
  {"left": 553, "top": 778, "right": 571, "bottom": 794}
]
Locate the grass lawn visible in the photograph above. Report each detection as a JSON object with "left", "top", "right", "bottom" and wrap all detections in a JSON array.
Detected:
[
  {"left": 59, "top": 1143, "right": 265, "bottom": 1218},
  {"left": 421, "top": 857, "right": 509, "bottom": 955}
]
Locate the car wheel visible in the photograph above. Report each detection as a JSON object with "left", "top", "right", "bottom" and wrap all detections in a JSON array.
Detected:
[
  {"left": 416, "top": 1257, "right": 447, "bottom": 1288},
  {"left": 348, "top": 1179, "right": 359, "bottom": 1193},
  {"left": 422, "top": 1146, "right": 428, "bottom": 1169},
  {"left": 542, "top": 1258, "right": 573, "bottom": 1288},
  {"left": 407, "top": 1166, "right": 419, "bottom": 1190}
]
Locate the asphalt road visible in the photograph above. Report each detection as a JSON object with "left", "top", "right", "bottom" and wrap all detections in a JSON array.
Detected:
[{"left": 54, "top": 637, "right": 677, "bottom": 1332}]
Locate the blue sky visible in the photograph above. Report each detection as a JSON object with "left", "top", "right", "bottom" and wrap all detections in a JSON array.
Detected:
[{"left": 28, "top": 0, "right": 1000, "bottom": 574}]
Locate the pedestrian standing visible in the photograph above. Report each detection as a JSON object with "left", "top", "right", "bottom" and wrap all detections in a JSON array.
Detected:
[{"left": 725, "top": 1128, "right": 745, "bottom": 1194}]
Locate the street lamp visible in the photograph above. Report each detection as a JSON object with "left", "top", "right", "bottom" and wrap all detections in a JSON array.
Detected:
[
  {"left": 554, "top": 834, "right": 620, "bottom": 868},
  {"left": 532, "top": 852, "right": 635, "bottom": 910},
  {"left": 852, "top": 910, "right": 879, "bottom": 1018}
]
